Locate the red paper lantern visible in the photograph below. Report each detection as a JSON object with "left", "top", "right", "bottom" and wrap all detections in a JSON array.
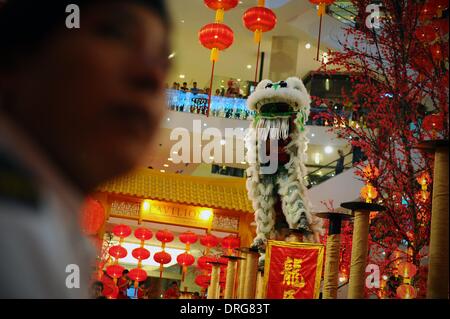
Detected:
[
  {"left": 415, "top": 24, "right": 437, "bottom": 42},
  {"left": 154, "top": 251, "right": 172, "bottom": 264},
  {"left": 243, "top": 6, "right": 277, "bottom": 43},
  {"left": 199, "top": 23, "right": 234, "bottom": 62},
  {"left": 179, "top": 231, "right": 199, "bottom": 246},
  {"left": 397, "top": 262, "right": 418, "bottom": 278},
  {"left": 396, "top": 284, "right": 417, "bottom": 299},
  {"left": 423, "top": 113, "right": 445, "bottom": 131},
  {"left": 431, "top": 18, "right": 450, "bottom": 36},
  {"left": 200, "top": 234, "right": 219, "bottom": 248},
  {"left": 80, "top": 197, "right": 105, "bottom": 235},
  {"left": 106, "top": 264, "right": 125, "bottom": 279},
  {"left": 108, "top": 245, "right": 128, "bottom": 259},
  {"left": 197, "top": 255, "right": 215, "bottom": 270},
  {"left": 112, "top": 224, "right": 132, "bottom": 238},
  {"left": 221, "top": 235, "right": 240, "bottom": 255},
  {"left": 102, "top": 282, "right": 119, "bottom": 299},
  {"left": 134, "top": 228, "right": 153, "bottom": 241},
  {"left": 132, "top": 247, "right": 150, "bottom": 261},
  {"left": 154, "top": 251, "right": 172, "bottom": 278},
  {"left": 431, "top": 43, "right": 444, "bottom": 61},
  {"left": 177, "top": 253, "right": 196, "bottom": 267},
  {"left": 204, "top": 0, "right": 238, "bottom": 11},
  {"left": 195, "top": 274, "right": 211, "bottom": 288},
  {"left": 128, "top": 268, "right": 148, "bottom": 283},
  {"left": 156, "top": 229, "right": 174, "bottom": 244}
]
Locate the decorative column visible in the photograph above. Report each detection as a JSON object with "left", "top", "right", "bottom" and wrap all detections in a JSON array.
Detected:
[
  {"left": 316, "top": 212, "right": 352, "bottom": 299},
  {"left": 416, "top": 140, "right": 449, "bottom": 298},
  {"left": 341, "top": 202, "right": 385, "bottom": 299},
  {"left": 222, "top": 256, "right": 243, "bottom": 299},
  {"left": 207, "top": 262, "right": 222, "bottom": 299},
  {"left": 242, "top": 247, "right": 260, "bottom": 299},
  {"left": 236, "top": 249, "right": 248, "bottom": 299},
  {"left": 255, "top": 270, "right": 265, "bottom": 299}
]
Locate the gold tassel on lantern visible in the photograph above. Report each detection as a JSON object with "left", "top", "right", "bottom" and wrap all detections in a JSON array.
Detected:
[
  {"left": 254, "top": 29, "right": 262, "bottom": 44},
  {"left": 215, "top": 9, "right": 225, "bottom": 23},
  {"left": 258, "top": 0, "right": 265, "bottom": 6},
  {"left": 318, "top": 3, "right": 326, "bottom": 16},
  {"left": 210, "top": 48, "right": 219, "bottom": 62}
]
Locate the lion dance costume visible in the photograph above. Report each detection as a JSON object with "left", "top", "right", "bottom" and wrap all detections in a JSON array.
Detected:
[{"left": 245, "top": 77, "right": 323, "bottom": 265}]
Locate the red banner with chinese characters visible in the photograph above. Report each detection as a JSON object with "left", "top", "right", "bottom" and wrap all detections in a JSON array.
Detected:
[{"left": 263, "top": 241, "right": 324, "bottom": 299}]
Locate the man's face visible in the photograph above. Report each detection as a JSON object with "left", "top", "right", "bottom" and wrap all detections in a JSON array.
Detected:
[{"left": 3, "top": 3, "right": 170, "bottom": 191}]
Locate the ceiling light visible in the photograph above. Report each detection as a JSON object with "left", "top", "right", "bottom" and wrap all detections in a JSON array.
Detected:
[
  {"left": 311, "top": 133, "right": 315, "bottom": 137},
  {"left": 168, "top": 52, "right": 176, "bottom": 59},
  {"left": 164, "top": 164, "right": 169, "bottom": 168},
  {"left": 247, "top": 65, "right": 252, "bottom": 69},
  {"left": 324, "top": 146, "right": 333, "bottom": 154},
  {"left": 305, "top": 43, "right": 311, "bottom": 49},
  {"left": 160, "top": 170, "right": 166, "bottom": 173},
  {"left": 168, "top": 158, "right": 173, "bottom": 161},
  {"left": 179, "top": 74, "right": 185, "bottom": 79}
]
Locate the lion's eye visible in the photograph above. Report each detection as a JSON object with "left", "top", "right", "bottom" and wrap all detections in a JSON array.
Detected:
[
  {"left": 280, "top": 81, "right": 288, "bottom": 88},
  {"left": 265, "top": 83, "right": 273, "bottom": 89}
]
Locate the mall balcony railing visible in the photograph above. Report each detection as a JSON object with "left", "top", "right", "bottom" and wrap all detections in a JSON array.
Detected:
[
  {"left": 166, "top": 89, "right": 361, "bottom": 127},
  {"left": 305, "top": 151, "right": 354, "bottom": 189}
]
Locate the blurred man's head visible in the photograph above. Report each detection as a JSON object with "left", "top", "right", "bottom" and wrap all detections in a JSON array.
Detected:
[
  {"left": 193, "top": 82, "right": 197, "bottom": 88},
  {"left": 0, "top": 0, "right": 171, "bottom": 192},
  {"left": 91, "top": 281, "right": 104, "bottom": 298},
  {"left": 182, "top": 82, "right": 187, "bottom": 87}
]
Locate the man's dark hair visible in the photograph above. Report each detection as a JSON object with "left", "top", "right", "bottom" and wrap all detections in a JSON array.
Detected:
[
  {"left": 92, "top": 281, "right": 104, "bottom": 289},
  {"left": 0, "top": 0, "right": 169, "bottom": 69}
]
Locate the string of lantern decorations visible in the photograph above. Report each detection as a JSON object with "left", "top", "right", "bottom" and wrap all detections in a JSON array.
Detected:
[
  {"left": 154, "top": 229, "right": 174, "bottom": 278},
  {"left": 199, "top": 0, "right": 238, "bottom": 117},
  {"left": 243, "top": 0, "right": 277, "bottom": 83}
]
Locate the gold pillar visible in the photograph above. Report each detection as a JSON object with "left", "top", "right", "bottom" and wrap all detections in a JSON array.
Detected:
[
  {"left": 427, "top": 146, "right": 449, "bottom": 298},
  {"left": 224, "top": 259, "right": 238, "bottom": 299},
  {"left": 236, "top": 253, "right": 248, "bottom": 298},
  {"left": 207, "top": 264, "right": 221, "bottom": 299},
  {"left": 348, "top": 211, "right": 370, "bottom": 299},
  {"left": 323, "top": 234, "right": 341, "bottom": 299},
  {"left": 243, "top": 249, "right": 259, "bottom": 299},
  {"left": 255, "top": 271, "right": 265, "bottom": 299}
]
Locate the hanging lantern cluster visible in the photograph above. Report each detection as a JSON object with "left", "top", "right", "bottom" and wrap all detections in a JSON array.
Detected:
[
  {"left": 177, "top": 231, "right": 198, "bottom": 282},
  {"left": 243, "top": 0, "right": 277, "bottom": 82},
  {"left": 154, "top": 229, "right": 174, "bottom": 278},
  {"left": 105, "top": 224, "right": 132, "bottom": 298},
  {"left": 199, "top": 0, "right": 237, "bottom": 117},
  {"left": 396, "top": 261, "right": 418, "bottom": 299},
  {"left": 309, "top": 0, "right": 336, "bottom": 61},
  {"left": 128, "top": 228, "right": 152, "bottom": 291}
]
